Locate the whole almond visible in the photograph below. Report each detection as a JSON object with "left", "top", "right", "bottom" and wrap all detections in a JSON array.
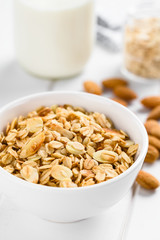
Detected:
[
  {"left": 136, "top": 170, "right": 159, "bottom": 189},
  {"left": 144, "top": 144, "right": 159, "bottom": 163},
  {"left": 144, "top": 120, "right": 160, "bottom": 139},
  {"left": 148, "top": 135, "right": 160, "bottom": 150},
  {"left": 83, "top": 81, "right": 102, "bottom": 95},
  {"left": 113, "top": 86, "right": 137, "bottom": 100},
  {"left": 147, "top": 105, "right": 160, "bottom": 120},
  {"left": 102, "top": 78, "right": 127, "bottom": 89},
  {"left": 111, "top": 98, "right": 128, "bottom": 107},
  {"left": 141, "top": 96, "right": 160, "bottom": 108}
]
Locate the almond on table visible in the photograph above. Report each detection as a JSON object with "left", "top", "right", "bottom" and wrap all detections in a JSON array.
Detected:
[
  {"left": 147, "top": 105, "right": 160, "bottom": 120},
  {"left": 83, "top": 81, "right": 102, "bottom": 95},
  {"left": 144, "top": 120, "right": 160, "bottom": 139},
  {"left": 113, "top": 86, "right": 137, "bottom": 100},
  {"left": 102, "top": 78, "right": 127, "bottom": 89},
  {"left": 136, "top": 170, "right": 159, "bottom": 190},
  {"left": 141, "top": 96, "right": 160, "bottom": 108},
  {"left": 148, "top": 135, "right": 160, "bottom": 150},
  {"left": 144, "top": 144, "right": 159, "bottom": 163},
  {"left": 111, "top": 98, "right": 128, "bottom": 107}
]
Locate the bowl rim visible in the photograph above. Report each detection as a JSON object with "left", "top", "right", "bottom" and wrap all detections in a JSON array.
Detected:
[{"left": 0, "top": 91, "right": 148, "bottom": 192}]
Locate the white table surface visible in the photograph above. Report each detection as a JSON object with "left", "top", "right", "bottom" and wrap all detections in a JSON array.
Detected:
[{"left": 0, "top": 0, "right": 160, "bottom": 239}]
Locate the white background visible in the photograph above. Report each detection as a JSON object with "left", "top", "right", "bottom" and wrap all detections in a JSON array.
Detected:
[{"left": 0, "top": 0, "right": 160, "bottom": 239}]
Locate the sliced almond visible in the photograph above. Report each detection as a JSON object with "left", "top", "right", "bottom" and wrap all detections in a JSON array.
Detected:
[
  {"left": 20, "top": 132, "right": 45, "bottom": 158},
  {"left": 50, "top": 122, "right": 73, "bottom": 139}
]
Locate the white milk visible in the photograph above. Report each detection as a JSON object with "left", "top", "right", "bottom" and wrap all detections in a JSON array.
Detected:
[{"left": 14, "top": 0, "right": 94, "bottom": 78}]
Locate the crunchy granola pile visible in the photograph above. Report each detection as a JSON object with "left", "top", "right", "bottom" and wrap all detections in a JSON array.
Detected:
[
  {"left": 124, "top": 18, "right": 160, "bottom": 79},
  {"left": 0, "top": 105, "right": 138, "bottom": 188}
]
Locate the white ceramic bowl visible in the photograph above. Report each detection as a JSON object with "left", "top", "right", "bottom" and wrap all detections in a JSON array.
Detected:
[{"left": 0, "top": 91, "right": 148, "bottom": 222}]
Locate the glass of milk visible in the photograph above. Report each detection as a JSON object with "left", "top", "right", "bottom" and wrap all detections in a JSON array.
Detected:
[{"left": 14, "top": 0, "right": 95, "bottom": 79}]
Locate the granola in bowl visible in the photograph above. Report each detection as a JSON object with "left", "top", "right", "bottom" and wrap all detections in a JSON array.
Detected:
[{"left": 0, "top": 105, "right": 138, "bottom": 188}]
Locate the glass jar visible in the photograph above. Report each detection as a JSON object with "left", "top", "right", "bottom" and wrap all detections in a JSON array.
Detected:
[
  {"left": 14, "top": 0, "right": 95, "bottom": 79},
  {"left": 122, "top": 1, "right": 160, "bottom": 81}
]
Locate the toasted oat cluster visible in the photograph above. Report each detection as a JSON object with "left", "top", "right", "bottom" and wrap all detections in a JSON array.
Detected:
[
  {"left": 124, "top": 18, "right": 160, "bottom": 79},
  {"left": 0, "top": 105, "right": 138, "bottom": 188}
]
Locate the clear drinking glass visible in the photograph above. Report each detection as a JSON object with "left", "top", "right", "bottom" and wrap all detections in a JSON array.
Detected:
[{"left": 14, "top": 0, "right": 95, "bottom": 79}]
